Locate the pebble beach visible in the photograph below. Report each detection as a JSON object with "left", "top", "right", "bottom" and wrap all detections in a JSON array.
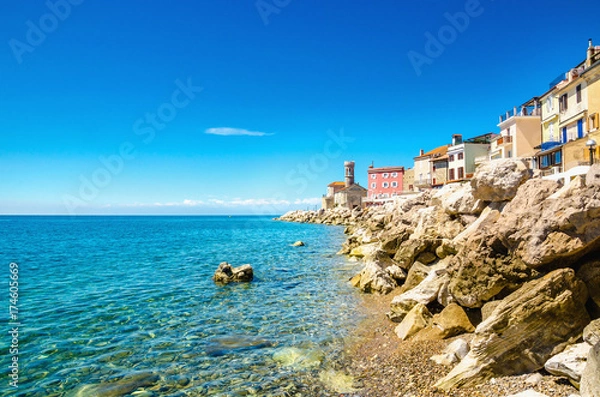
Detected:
[{"left": 341, "top": 293, "right": 580, "bottom": 397}]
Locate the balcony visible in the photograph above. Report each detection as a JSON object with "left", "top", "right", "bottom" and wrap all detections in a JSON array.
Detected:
[
  {"left": 499, "top": 105, "right": 541, "bottom": 123},
  {"left": 414, "top": 178, "right": 432, "bottom": 188}
]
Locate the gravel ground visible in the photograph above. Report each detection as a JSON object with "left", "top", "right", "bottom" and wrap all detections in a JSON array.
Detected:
[{"left": 338, "top": 293, "right": 580, "bottom": 397}]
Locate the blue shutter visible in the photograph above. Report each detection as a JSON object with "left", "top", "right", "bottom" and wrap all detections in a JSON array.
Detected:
[
  {"left": 577, "top": 119, "right": 584, "bottom": 139},
  {"left": 562, "top": 127, "right": 568, "bottom": 143}
]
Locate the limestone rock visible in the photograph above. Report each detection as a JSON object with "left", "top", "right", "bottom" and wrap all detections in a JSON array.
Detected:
[
  {"left": 399, "top": 261, "right": 431, "bottom": 293},
  {"left": 581, "top": 342, "right": 600, "bottom": 397},
  {"left": 385, "top": 264, "right": 407, "bottom": 283},
  {"left": 496, "top": 178, "right": 600, "bottom": 269},
  {"left": 584, "top": 319, "right": 600, "bottom": 347},
  {"left": 578, "top": 260, "right": 600, "bottom": 316},
  {"left": 481, "top": 300, "right": 502, "bottom": 321},
  {"left": 291, "top": 241, "right": 305, "bottom": 247},
  {"left": 213, "top": 262, "right": 254, "bottom": 284},
  {"left": 544, "top": 342, "right": 591, "bottom": 385},
  {"left": 448, "top": 248, "right": 539, "bottom": 308},
  {"left": 350, "top": 257, "right": 397, "bottom": 295},
  {"left": 394, "top": 303, "right": 432, "bottom": 340},
  {"left": 349, "top": 243, "right": 379, "bottom": 259},
  {"left": 587, "top": 163, "right": 600, "bottom": 187},
  {"left": 432, "top": 182, "right": 485, "bottom": 216},
  {"left": 431, "top": 339, "right": 470, "bottom": 366},
  {"left": 414, "top": 303, "right": 475, "bottom": 341},
  {"left": 389, "top": 265, "right": 448, "bottom": 322},
  {"left": 435, "top": 268, "right": 590, "bottom": 390},
  {"left": 470, "top": 159, "right": 532, "bottom": 202}
]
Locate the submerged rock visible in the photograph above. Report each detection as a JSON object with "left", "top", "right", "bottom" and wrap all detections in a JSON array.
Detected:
[
  {"left": 74, "top": 371, "right": 160, "bottom": 397},
  {"left": 213, "top": 262, "right": 253, "bottom": 284},
  {"left": 291, "top": 241, "right": 305, "bottom": 247}
]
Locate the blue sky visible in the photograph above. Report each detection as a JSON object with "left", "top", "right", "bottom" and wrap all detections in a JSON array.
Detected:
[{"left": 1, "top": 0, "right": 599, "bottom": 214}]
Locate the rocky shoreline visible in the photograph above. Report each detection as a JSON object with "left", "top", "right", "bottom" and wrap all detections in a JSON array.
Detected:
[{"left": 278, "top": 159, "right": 600, "bottom": 397}]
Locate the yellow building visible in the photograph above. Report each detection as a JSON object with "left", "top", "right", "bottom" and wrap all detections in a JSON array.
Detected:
[{"left": 536, "top": 40, "right": 600, "bottom": 179}]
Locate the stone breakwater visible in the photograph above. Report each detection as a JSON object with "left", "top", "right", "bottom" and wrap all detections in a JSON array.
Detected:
[{"left": 278, "top": 159, "right": 600, "bottom": 396}]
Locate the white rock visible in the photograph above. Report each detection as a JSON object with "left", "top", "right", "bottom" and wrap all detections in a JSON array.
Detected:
[{"left": 544, "top": 342, "right": 591, "bottom": 383}]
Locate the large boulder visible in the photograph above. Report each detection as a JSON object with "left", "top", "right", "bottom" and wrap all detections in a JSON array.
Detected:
[
  {"left": 584, "top": 319, "right": 600, "bottom": 347},
  {"left": 578, "top": 260, "right": 600, "bottom": 316},
  {"left": 350, "top": 253, "right": 398, "bottom": 294},
  {"left": 496, "top": 178, "right": 600, "bottom": 269},
  {"left": 213, "top": 262, "right": 254, "bottom": 284},
  {"left": 581, "top": 342, "right": 600, "bottom": 397},
  {"left": 431, "top": 338, "right": 470, "bottom": 366},
  {"left": 394, "top": 303, "right": 432, "bottom": 340},
  {"left": 431, "top": 182, "right": 485, "bottom": 216},
  {"left": 470, "top": 159, "right": 532, "bottom": 202},
  {"left": 435, "top": 268, "right": 590, "bottom": 390},
  {"left": 587, "top": 163, "right": 600, "bottom": 187},
  {"left": 413, "top": 303, "right": 475, "bottom": 341},
  {"left": 389, "top": 264, "right": 448, "bottom": 322},
  {"left": 544, "top": 342, "right": 591, "bottom": 386},
  {"left": 448, "top": 244, "right": 539, "bottom": 308}
]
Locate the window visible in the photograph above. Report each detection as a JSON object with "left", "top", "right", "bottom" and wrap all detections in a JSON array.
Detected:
[
  {"left": 371, "top": 182, "right": 376, "bottom": 188},
  {"left": 432, "top": 165, "right": 436, "bottom": 171},
  {"left": 371, "top": 174, "right": 376, "bottom": 179},
  {"left": 408, "top": 184, "right": 413, "bottom": 191},
  {"left": 457, "top": 153, "right": 464, "bottom": 160},
  {"left": 449, "top": 169, "right": 455, "bottom": 180},
  {"left": 391, "top": 181, "right": 398, "bottom": 187},
  {"left": 382, "top": 182, "right": 389, "bottom": 188},
  {"left": 458, "top": 167, "right": 464, "bottom": 179},
  {"left": 559, "top": 94, "right": 568, "bottom": 112},
  {"left": 382, "top": 173, "right": 389, "bottom": 178},
  {"left": 554, "top": 151, "right": 562, "bottom": 164},
  {"left": 507, "top": 150, "right": 512, "bottom": 158},
  {"left": 449, "top": 154, "right": 455, "bottom": 162},
  {"left": 590, "top": 113, "right": 599, "bottom": 131},
  {"left": 391, "top": 172, "right": 398, "bottom": 178},
  {"left": 576, "top": 85, "right": 582, "bottom": 103},
  {"left": 432, "top": 178, "right": 436, "bottom": 185},
  {"left": 546, "top": 96, "right": 553, "bottom": 112}
]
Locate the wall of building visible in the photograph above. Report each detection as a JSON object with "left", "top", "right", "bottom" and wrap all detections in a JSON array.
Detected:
[
  {"left": 368, "top": 168, "right": 404, "bottom": 198},
  {"left": 515, "top": 117, "right": 542, "bottom": 158},
  {"left": 403, "top": 168, "right": 414, "bottom": 192}
]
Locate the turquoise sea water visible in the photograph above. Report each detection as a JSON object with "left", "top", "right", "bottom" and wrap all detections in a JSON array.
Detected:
[{"left": 0, "top": 216, "right": 363, "bottom": 396}]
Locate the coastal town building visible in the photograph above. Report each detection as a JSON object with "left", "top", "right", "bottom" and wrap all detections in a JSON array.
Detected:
[
  {"left": 413, "top": 144, "right": 449, "bottom": 190},
  {"left": 447, "top": 133, "right": 493, "bottom": 183},
  {"left": 322, "top": 161, "right": 367, "bottom": 210},
  {"left": 490, "top": 97, "right": 542, "bottom": 167},
  {"left": 365, "top": 164, "right": 404, "bottom": 205},
  {"left": 536, "top": 40, "right": 600, "bottom": 182},
  {"left": 403, "top": 168, "right": 415, "bottom": 192}
]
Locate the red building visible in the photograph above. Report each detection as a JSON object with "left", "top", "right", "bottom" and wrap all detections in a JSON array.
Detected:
[{"left": 367, "top": 165, "right": 404, "bottom": 201}]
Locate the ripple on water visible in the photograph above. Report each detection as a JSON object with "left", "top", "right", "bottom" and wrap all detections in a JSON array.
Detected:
[{"left": 1, "top": 216, "right": 364, "bottom": 397}]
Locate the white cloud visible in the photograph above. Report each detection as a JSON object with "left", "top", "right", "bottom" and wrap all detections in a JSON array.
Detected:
[
  {"left": 205, "top": 127, "right": 273, "bottom": 137},
  {"left": 294, "top": 197, "right": 321, "bottom": 205}
]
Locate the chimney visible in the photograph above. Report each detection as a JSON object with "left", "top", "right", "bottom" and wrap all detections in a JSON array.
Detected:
[
  {"left": 419, "top": 149, "right": 424, "bottom": 156},
  {"left": 587, "top": 38, "right": 595, "bottom": 68},
  {"left": 452, "top": 134, "right": 463, "bottom": 146},
  {"left": 344, "top": 161, "right": 355, "bottom": 187}
]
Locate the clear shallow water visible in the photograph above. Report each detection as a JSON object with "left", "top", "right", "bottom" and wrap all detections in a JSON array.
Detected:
[{"left": 0, "top": 216, "right": 363, "bottom": 396}]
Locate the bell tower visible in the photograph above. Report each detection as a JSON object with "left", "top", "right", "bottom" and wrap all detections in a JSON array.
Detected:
[{"left": 344, "top": 161, "right": 355, "bottom": 187}]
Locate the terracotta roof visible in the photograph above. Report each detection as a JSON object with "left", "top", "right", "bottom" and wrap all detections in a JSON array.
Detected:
[
  {"left": 414, "top": 144, "right": 449, "bottom": 159},
  {"left": 328, "top": 181, "right": 346, "bottom": 187}
]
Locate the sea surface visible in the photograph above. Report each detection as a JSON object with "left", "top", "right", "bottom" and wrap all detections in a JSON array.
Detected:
[{"left": 0, "top": 216, "right": 364, "bottom": 396}]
